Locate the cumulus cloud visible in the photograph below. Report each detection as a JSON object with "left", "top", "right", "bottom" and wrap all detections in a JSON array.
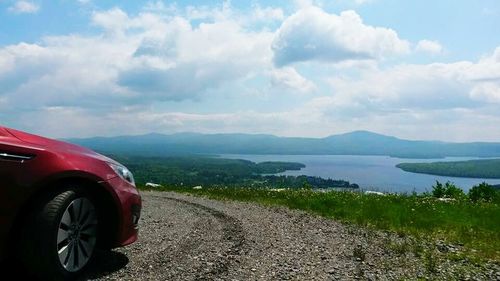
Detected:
[
  {"left": 8, "top": 1, "right": 39, "bottom": 14},
  {"left": 0, "top": 35, "right": 136, "bottom": 110},
  {"left": 416, "top": 40, "right": 443, "bottom": 54},
  {"left": 272, "top": 7, "right": 410, "bottom": 66},
  {"left": 91, "top": 7, "right": 130, "bottom": 33},
  {"left": 324, "top": 47, "right": 500, "bottom": 140},
  {"left": 325, "top": 47, "right": 500, "bottom": 115},
  {"left": 293, "top": 0, "right": 316, "bottom": 9},
  {"left": 270, "top": 67, "right": 316, "bottom": 93},
  {"left": 470, "top": 83, "right": 500, "bottom": 103},
  {"left": 0, "top": 3, "right": 417, "bottom": 115},
  {"left": 0, "top": 6, "right": 274, "bottom": 110},
  {"left": 119, "top": 16, "right": 273, "bottom": 101},
  {"left": 252, "top": 5, "right": 284, "bottom": 22},
  {"left": 329, "top": 63, "right": 475, "bottom": 110},
  {"left": 2, "top": 2, "right": 500, "bottom": 142},
  {"left": 143, "top": 1, "right": 177, "bottom": 13}
]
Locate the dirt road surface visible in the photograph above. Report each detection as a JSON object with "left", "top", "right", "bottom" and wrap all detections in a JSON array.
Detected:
[{"left": 3, "top": 191, "right": 499, "bottom": 280}]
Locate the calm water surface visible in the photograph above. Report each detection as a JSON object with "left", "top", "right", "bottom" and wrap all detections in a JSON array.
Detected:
[{"left": 221, "top": 154, "right": 500, "bottom": 193}]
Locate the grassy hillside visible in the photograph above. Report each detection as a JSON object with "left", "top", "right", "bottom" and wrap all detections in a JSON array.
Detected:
[{"left": 397, "top": 159, "right": 500, "bottom": 179}]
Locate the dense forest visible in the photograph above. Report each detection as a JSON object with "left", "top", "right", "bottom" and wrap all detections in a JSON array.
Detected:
[
  {"left": 110, "top": 155, "right": 357, "bottom": 189},
  {"left": 396, "top": 159, "right": 500, "bottom": 179}
]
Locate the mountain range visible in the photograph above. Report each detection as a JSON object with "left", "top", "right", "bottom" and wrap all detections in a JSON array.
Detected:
[{"left": 67, "top": 130, "right": 500, "bottom": 159}]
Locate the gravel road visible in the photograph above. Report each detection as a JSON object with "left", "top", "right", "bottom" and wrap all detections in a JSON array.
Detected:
[
  {"left": 83, "top": 191, "right": 499, "bottom": 280},
  {"left": 4, "top": 190, "right": 498, "bottom": 280}
]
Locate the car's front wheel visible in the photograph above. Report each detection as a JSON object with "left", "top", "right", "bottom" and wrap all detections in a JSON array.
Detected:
[{"left": 20, "top": 187, "right": 99, "bottom": 280}]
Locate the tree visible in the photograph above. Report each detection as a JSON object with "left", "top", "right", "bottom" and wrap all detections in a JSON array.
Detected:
[
  {"left": 432, "top": 181, "right": 465, "bottom": 199},
  {"left": 469, "top": 182, "right": 498, "bottom": 203},
  {"left": 432, "top": 181, "right": 445, "bottom": 198},
  {"left": 302, "top": 180, "right": 313, "bottom": 190}
]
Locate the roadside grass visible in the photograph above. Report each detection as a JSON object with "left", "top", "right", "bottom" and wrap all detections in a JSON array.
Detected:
[{"left": 139, "top": 186, "right": 500, "bottom": 261}]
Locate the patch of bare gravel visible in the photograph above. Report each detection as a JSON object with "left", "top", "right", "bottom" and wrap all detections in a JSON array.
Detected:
[{"left": 88, "top": 191, "right": 499, "bottom": 280}]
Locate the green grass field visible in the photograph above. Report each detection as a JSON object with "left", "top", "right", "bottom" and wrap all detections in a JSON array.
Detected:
[{"left": 141, "top": 186, "right": 500, "bottom": 261}]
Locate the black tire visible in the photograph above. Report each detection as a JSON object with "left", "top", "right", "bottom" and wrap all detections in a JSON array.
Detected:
[{"left": 19, "top": 187, "right": 99, "bottom": 280}]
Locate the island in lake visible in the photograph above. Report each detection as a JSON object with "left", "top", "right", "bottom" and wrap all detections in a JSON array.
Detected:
[
  {"left": 396, "top": 158, "right": 500, "bottom": 179},
  {"left": 110, "top": 155, "right": 357, "bottom": 189}
]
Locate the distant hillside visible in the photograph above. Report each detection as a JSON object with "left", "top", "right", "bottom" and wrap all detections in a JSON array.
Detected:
[{"left": 66, "top": 130, "right": 500, "bottom": 158}]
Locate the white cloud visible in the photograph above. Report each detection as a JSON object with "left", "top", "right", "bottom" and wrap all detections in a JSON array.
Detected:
[
  {"left": 183, "top": 1, "right": 234, "bottom": 21},
  {"left": 329, "top": 63, "right": 474, "bottom": 110},
  {"left": 2, "top": 2, "right": 500, "bottom": 142},
  {"left": 272, "top": 7, "right": 410, "bottom": 66},
  {"left": 91, "top": 7, "right": 130, "bottom": 35},
  {"left": 293, "top": 0, "right": 316, "bottom": 9},
  {"left": 416, "top": 40, "right": 443, "bottom": 55},
  {"left": 143, "top": 1, "right": 177, "bottom": 13},
  {"left": 493, "top": 46, "right": 500, "bottom": 61},
  {"left": 470, "top": 83, "right": 500, "bottom": 103},
  {"left": 270, "top": 67, "right": 316, "bottom": 93},
  {"left": 323, "top": 47, "right": 500, "bottom": 118},
  {"left": 15, "top": 99, "right": 500, "bottom": 142},
  {"left": 9, "top": 107, "right": 283, "bottom": 138},
  {"left": 8, "top": 1, "right": 39, "bottom": 14},
  {"left": 119, "top": 14, "right": 274, "bottom": 100},
  {"left": 0, "top": 6, "right": 274, "bottom": 110},
  {"left": 252, "top": 5, "right": 284, "bottom": 22}
]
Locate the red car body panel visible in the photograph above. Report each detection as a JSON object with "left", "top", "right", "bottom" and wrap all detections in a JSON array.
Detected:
[{"left": 0, "top": 126, "right": 141, "bottom": 260}]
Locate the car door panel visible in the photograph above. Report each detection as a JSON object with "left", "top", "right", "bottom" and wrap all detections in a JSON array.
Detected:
[{"left": 0, "top": 138, "right": 39, "bottom": 260}]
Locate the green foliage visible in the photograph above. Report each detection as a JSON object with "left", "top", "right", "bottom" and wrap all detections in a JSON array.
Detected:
[
  {"left": 110, "top": 155, "right": 354, "bottom": 189},
  {"left": 145, "top": 186, "right": 500, "bottom": 260},
  {"left": 397, "top": 159, "right": 500, "bottom": 179},
  {"left": 255, "top": 161, "right": 305, "bottom": 173},
  {"left": 431, "top": 181, "right": 465, "bottom": 200},
  {"left": 431, "top": 181, "right": 445, "bottom": 198},
  {"left": 264, "top": 175, "right": 356, "bottom": 189},
  {"left": 302, "top": 180, "right": 313, "bottom": 190},
  {"left": 469, "top": 182, "right": 499, "bottom": 203}
]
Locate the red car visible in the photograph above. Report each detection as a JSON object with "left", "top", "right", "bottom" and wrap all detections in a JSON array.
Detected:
[{"left": 0, "top": 126, "right": 141, "bottom": 279}]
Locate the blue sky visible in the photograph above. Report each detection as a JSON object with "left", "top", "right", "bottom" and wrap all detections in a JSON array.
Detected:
[{"left": 0, "top": 0, "right": 499, "bottom": 141}]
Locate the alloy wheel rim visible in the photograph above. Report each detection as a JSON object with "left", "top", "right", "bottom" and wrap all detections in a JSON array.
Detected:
[{"left": 57, "top": 197, "right": 98, "bottom": 272}]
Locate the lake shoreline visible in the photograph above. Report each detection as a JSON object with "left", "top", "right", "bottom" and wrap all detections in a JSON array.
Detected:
[{"left": 220, "top": 154, "right": 500, "bottom": 193}]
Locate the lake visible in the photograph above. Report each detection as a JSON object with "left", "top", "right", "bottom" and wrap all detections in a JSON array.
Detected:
[{"left": 221, "top": 154, "right": 500, "bottom": 193}]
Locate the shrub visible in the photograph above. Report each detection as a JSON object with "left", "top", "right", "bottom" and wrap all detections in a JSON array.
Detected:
[
  {"left": 302, "top": 180, "right": 313, "bottom": 190},
  {"left": 431, "top": 181, "right": 445, "bottom": 198},
  {"left": 469, "top": 182, "right": 499, "bottom": 203},
  {"left": 432, "top": 181, "right": 465, "bottom": 199}
]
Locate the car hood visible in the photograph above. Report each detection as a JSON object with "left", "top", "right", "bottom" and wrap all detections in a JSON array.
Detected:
[{"left": 6, "top": 127, "right": 119, "bottom": 165}]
